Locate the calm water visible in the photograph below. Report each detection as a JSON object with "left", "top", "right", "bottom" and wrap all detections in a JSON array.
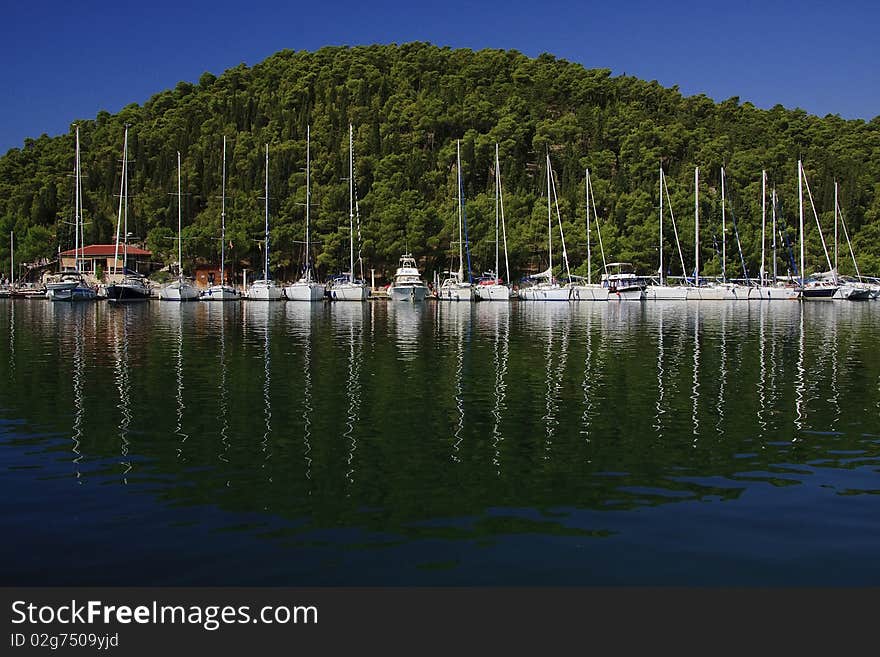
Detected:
[{"left": 1, "top": 298, "right": 879, "bottom": 585}]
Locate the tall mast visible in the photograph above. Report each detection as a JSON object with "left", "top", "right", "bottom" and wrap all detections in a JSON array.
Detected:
[
  {"left": 74, "top": 125, "right": 80, "bottom": 273},
  {"left": 659, "top": 165, "right": 664, "bottom": 285},
  {"left": 585, "top": 169, "right": 592, "bottom": 285},
  {"left": 122, "top": 127, "right": 129, "bottom": 271},
  {"left": 220, "top": 136, "right": 226, "bottom": 284},
  {"left": 834, "top": 180, "right": 839, "bottom": 281},
  {"left": 494, "top": 143, "right": 500, "bottom": 281},
  {"left": 9, "top": 232, "right": 13, "bottom": 288},
  {"left": 772, "top": 187, "right": 778, "bottom": 283},
  {"left": 798, "top": 160, "right": 805, "bottom": 288},
  {"left": 497, "top": 145, "right": 511, "bottom": 286},
  {"left": 349, "top": 125, "right": 354, "bottom": 284},
  {"left": 694, "top": 166, "right": 700, "bottom": 285},
  {"left": 305, "top": 125, "right": 310, "bottom": 280},
  {"left": 760, "top": 170, "right": 766, "bottom": 287},
  {"left": 113, "top": 129, "right": 125, "bottom": 276},
  {"left": 264, "top": 143, "right": 270, "bottom": 281},
  {"left": 546, "top": 153, "right": 553, "bottom": 279},
  {"left": 177, "top": 151, "right": 183, "bottom": 279},
  {"left": 456, "top": 140, "right": 464, "bottom": 280},
  {"left": 721, "top": 167, "right": 727, "bottom": 283}
]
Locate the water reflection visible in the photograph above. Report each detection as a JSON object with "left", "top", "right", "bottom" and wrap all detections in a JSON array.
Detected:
[
  {"left": 112, "top": 307, "right": 133, "bottom": 481},
  {"left": 3, "top": 300, "right": 880, "bottom": 585},
  {"left": 285, "top": 303, "right": 314, "bottom": 485},
  {"left": 388, "top": 302, "right": 424, "bottom": 362},
  {"left": 71, "top": 307, "right": 85, "bottom": 481},
  {"left": 475, "top": 303, "right": 509, "bottom": 475},
  {"left": 334, "top": 303, "right": 365, "bottom": 488},
  {"left": 692, "top": 304, "right": 700, "bottom": 443}
]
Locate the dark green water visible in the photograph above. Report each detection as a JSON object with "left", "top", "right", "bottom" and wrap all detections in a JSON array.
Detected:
[{"left": 1, "top": 299, "right": 879, "bottom": 585}]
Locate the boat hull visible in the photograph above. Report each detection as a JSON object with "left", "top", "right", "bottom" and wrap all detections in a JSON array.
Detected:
[
  {"left": 517, "top": 285, "right": 571, "bottom": 301},
  {"left": 752, "top": 286, "right": 800, "bottom": 300},
  {"left": 835, "top": 285, "right": 872, "bottom": 301},
  {"left": 329, "top": 283, "right": 369, "bottom": 301},
  {"left": 159, "top": 281, "right": 200, "bottom": 301},
  {"left": 284, "top": 281, "right": 325, "bottom": 301},
  {"left": 436, "top": 284, "right": 474, "bottom": 301},
  {"left": 105, "top": 282, "right": 150, "bottom": 301},
  {"left": 570, "top": 284, "right": 609, "bottom": 301},
  {"left": 201, "top": 285, "right": 240, "bottom": 301},
  {"left": 474, "top": 284, "right": 512, "bottom": 301},
  {"left": 389, "top": 285, "right": 428, "bottom": 302},
  {"left": 646, "top": 285, "right": 690, "bottom": 301},
  {"left": 607, "top": 286, "right": 645, "bottom": 301},
  {"left": 245, "top": 283, "right": 283, "bottom": 301},
  {"left": 802, "top": 286, "right": 837, "bottom": 300},
  {"left": 48, "top": 285, "right": 97, "bottom": 301}
]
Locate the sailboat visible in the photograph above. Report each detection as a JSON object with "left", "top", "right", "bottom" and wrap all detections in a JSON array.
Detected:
[
  {"left": 714, "top": 167, "right": 755, "bottom": 300},
  {"left": 202, "top": 136, "right": 239, "bottom": 300},
  {"left": 753, "top": 170, "right": 799, "bottom": 300},
  {"left": 246, "top": 144, "right": 283, "bottom": 301},
  {"left": 518, "top": 154, "right": 573, "bottom": 301},
  {"left": 475, "top": 143, "right": 513, "bottom": 301},
  {"left": 284, "top": 126, "right": 324, "bottom": 301},
  {"left": 689, "top": 167, "right": 725, "bottom": 300},
  {"left": 798, "top": 160, "right": 838, "bottom": 300},
  {"left": 571, "top": 168, "right": 617, "bottom": 301},
  {"left": 159, "top": 152, "right": 200, "bottom": 301},
  {"left": 47, "top": 125, "right": 97, "bottom": 301},
  {"left": 646, "top": 165, "right": 691, "bottom": 300},
  {"left": 328, "top": 125, "right": 369, "bottom": 301},
  {"left": 438, "top": 140, "right": 474, "bottom": 301},
  {"left": 831, "top": 182, "right": 871, "bottom": 300},
  {"left": 105, "top": 125, "right": 151, "bottom": 302}
]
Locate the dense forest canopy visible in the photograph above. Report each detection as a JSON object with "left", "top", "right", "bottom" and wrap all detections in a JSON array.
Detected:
[{"left": 1, "top": 42, "right": 879, "bottom": 283}]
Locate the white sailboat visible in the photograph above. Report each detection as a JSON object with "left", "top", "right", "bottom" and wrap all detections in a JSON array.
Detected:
[
  {"left": 47, "top": 125, "right": 97, "bottom": 302},
  {"left": 715, "top": 167, "right": 755, "bottom": 300},
  {"left": 438, "top": 140, "right": 474, "bottom": 301},
  {"left": 753, "top": 171, "right": 799, "bottom": 300},
  {"left": 328, "top": 124, "right": 369, "bottom": 301},
  {"left": 202, "top": 136, "right": 239, "bottom": 300},
  {"left": 160, "top": 152, "right": 200, "bottom": 301},
  {"left": 570, "top": 168, "right": 611, "bottom": 301},
  {"left": 474, "top": 143, "right": 513, "bottom": 301},
  {"left": 284, "top": 126, "right": 324, "bottom": 302},
  {"left": 689, "top": 167, "right": 725, "bottom": 300},
  {"left": 518, "top": 154, "right": 572, "bottom": 301},
  {"left": 105, "top": 125, "right": 151, "bottom": 302},
  {"left": 246, "top": 144, "right": 283, "bottom": 301},
  {"left": 645, "top": 165, "right": 691, "bottom": 300}
]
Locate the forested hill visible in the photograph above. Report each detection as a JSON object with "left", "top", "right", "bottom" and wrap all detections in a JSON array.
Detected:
[{"left": 2, "top": 42, "right": 879, "bottom": 282}]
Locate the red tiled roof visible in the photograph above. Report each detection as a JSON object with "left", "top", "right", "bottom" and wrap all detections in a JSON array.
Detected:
[{"left": 60, "top": 244, "right": 152, "bottom": 257}]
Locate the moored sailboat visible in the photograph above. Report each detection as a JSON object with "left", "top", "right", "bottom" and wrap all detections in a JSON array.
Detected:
[
  {"left": 284, "top": 126, "right": 324, "bottom": 302},
  {"left": 202, "top": 136, "right": 239, "bottom": 301},
  {"left": 438, "top": 140, "right": 474, "bottom": 301},
  {"left": 159, "top": 152, "right": 199, "bottom": 301},
  {"left": 47, "top": 125, "right": 96, "bottom": 302},
  {"left": 328, "top": 125, "right": 369, "bottom": 301},
  {"left": 245, "top": 144, "right": 283, "bottom": 301},
  {"left": 518, "top": 154, "right": 572, "bottom": 301},
  {"left": 105, "top": 125, "right": 150, "bottom": 302},
  {"left": 474, "top": 143, "right": 513, "bottom": 301}
]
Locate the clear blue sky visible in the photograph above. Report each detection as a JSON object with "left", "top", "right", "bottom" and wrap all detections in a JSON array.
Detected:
[{"left": 1, "top": 0, "right": 876, "bottom": 153}]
